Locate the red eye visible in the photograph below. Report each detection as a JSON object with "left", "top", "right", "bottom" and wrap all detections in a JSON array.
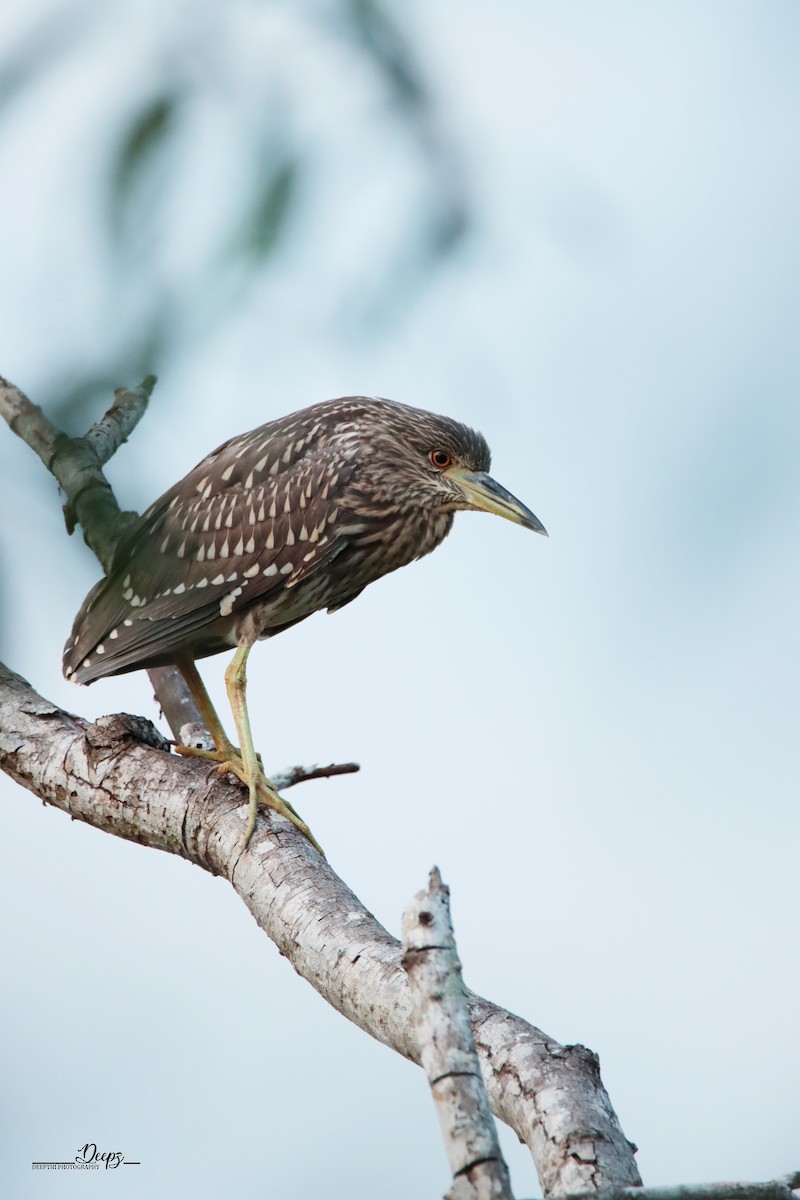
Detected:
[{"left": 430, "top": 449, "right": 452, "bottom": 469}]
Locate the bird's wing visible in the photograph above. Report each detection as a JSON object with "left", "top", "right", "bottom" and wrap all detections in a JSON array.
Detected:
[{"left": 64, "top": 439, "right": 358, "bottom": 681}]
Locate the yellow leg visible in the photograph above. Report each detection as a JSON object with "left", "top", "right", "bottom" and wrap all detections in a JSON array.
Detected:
[
  {"left": 224, "top": 645, "right": 262, "bottom": 845},
  {"left": 174, "top": 656, "right": 239, "bottom": 757},
  {"left": 174, "top": 651, "right": 324, "bottom": 856}
]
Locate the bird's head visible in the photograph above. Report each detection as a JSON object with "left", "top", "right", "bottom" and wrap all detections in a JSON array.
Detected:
[{"left": 339, "top": 398, "right": 547, "bottom": 536}]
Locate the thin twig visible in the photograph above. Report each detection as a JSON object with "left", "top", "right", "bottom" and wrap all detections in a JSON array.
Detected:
[{"left": 270, "top": 761, "right": 361, "bottom": 790}]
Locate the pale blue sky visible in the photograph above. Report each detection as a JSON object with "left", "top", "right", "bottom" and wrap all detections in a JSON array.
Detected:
[{"left": 1, "top": 3, "right": 798, "bottom": 1196}]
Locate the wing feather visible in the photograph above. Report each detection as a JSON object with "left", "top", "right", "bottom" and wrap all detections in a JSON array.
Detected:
[{"left": 64, "top": 436, "right": 358, "bottom": 682}]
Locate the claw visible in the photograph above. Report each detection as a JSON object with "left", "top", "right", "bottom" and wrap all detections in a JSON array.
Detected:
[{"left": 175, "top": 739, "right": 325, "bottom": 857}]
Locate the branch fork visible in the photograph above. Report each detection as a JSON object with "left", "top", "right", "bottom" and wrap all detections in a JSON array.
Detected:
[{"left": 1, "top": 373, "right": 645, "bottom": 1194}]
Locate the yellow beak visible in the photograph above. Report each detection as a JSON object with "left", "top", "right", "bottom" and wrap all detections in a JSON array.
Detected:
[{"left": 446, "top": 467, "right": 547, "bottom": 535}]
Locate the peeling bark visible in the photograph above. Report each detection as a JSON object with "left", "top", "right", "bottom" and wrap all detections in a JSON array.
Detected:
[{"left": 0, "top": 660, "right": 642, "bottom": 1195}]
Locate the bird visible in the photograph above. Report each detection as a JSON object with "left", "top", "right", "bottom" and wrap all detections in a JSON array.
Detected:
[{"left": 63, "top": 396, "right": 546, "bottom": 854}]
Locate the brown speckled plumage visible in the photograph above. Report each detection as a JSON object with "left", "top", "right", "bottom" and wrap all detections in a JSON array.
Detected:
[
  {"left": 63, "top": 396, "right": 514, "bottom": 684},
  {"left": 64, "top": 394, "right": 545, "bottom": 851}
]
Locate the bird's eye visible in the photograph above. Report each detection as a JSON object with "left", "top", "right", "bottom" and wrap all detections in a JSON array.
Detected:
[{"left": 429, "top": 449, "right": 452, "bottom": 469}]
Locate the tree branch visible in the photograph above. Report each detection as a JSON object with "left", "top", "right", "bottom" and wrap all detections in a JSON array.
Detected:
[
  {"left": 564, "top": 1173, "right": 800, "bottom": 1200},
  {"left": 0, "top": 660, "right": 642, "bottom": 1195},
  {"left": 0, "top": 373, "right": 154, "bottom": 571},
  {"left": 270, "top": 761, "right": 361, "bottom": 790},
  {"left": 403, "top": 866, "right": 515, "bottom": 1200}
]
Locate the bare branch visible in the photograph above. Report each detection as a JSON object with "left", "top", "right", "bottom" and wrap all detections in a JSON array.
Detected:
[
  {"left": 564, "top": 1172, "right": 800, "bottom": 1200},
  {"left": 81, "top": 376, "right": 156, "bottom": 467},
  {"left": 0, "top": 661, "right": 642, "bottom": 1195},
  {"left": 0, "top": 373, "right": 154, "bottom": 571},
  {"left": 0, "top": 374, "right": 63, "bottom": 463},
  {"left": 403, "top": 866, "right": 514, "bottom": 1200},
  {"left": 270, "top": 761, "right": 361, "bottom": 790},
  {"left": 147, "top": 663, "right": 208, "bottom": 746}
]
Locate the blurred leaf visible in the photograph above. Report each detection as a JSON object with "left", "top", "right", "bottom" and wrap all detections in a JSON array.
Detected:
[
  {"left": 240, "top": 158, "right": 298, "bottom": 262},
  {"left": 348, "top": 0, "right": 426, "bottom": 112},
  {"left": 109, "top": 94, "right": 179, "bottom": 240},
  {"left": 429, "top": 194, "right": 469, "bottom": 259},
  {"left": 346, "top": 0, "right": 471, "bottom": 276}
]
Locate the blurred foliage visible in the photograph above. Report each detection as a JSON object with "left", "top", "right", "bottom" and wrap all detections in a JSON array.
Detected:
[
  {"left": 237, "top": 156, "right": 298, "bottom": 263},
  {"left": 0, "top": 0, "right": 470, "bottom": 432},
  {"left": 110, "top": 91, "right": 180, "bottom": 241},
  {"left": 349, "top": 0, "right": 427, "bottom": 111},
  {"left": 347, "top": 0, "right": 469, "bottom": 261}
]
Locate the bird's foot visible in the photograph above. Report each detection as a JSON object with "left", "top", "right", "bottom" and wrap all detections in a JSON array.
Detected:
[
  {"left": 174, "top": 740, "right": 324, "bottom": 857},
  {"left": 246, "top": 771, "right": 325, "bottom": 858},
  {"left": 174, "top": 741, "right": 263, "bottom": 768}
]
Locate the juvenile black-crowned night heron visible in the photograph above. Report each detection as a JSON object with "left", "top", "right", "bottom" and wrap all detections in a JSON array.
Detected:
[{"left": 64, "top": 396, "right": 546, "bottom": 853}]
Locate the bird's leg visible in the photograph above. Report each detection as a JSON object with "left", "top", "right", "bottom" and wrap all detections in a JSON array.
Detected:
[
  {"left": 173, "top": 655, "right": 324, "bottom": 856},
  {"left": 224, "top": 644, "right": 324, "bottom": 856},
  {"left": 173, "top": 657, "right": 262, "bottom": 769},
  {"left": 173, "top": 656, "right": 240, "bottom": 762}
]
